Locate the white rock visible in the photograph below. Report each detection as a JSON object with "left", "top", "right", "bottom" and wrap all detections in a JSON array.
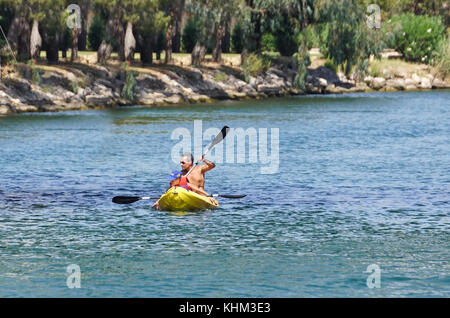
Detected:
[
  {"left": 411, "top": 73, "right": 421, "bottom": 84},
  {"left": 419, "top": 78, "right": 432, "bottom": 89},
  {"left": 371, "top": 77, "right": 386, "bottom": 89},
  {"left": 85, "top": 95, "right": 109, "bottom": 105},
  {"left": 364, "top": 76, "right": 373, "bottom": 84},
  {"left": 0, "top": 105, "right": 11, "bottom": 115},
  {"left": 432, "top": 78, "right": 450, "bottom": 88},
  {"left": 386, "top": 78, "right": 405, "bottom": 90},
  {"left": 164, "top": 94, "right": 183, "bottom": 104},
  {"left": 318, "top": 78, "right": 328, "bottom": 87}
]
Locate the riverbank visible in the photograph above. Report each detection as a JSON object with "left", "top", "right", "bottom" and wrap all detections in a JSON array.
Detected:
[{"left": 1, "top": 53, "right": 449, "bottom": 116}]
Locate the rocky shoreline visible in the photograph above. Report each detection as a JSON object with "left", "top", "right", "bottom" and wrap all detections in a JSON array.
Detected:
[{"left": 0, "top": 58, "right": 449, "bottom": 116}]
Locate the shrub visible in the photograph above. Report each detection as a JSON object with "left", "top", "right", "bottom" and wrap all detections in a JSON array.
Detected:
[
  {"left": 275, "top": 30, "right": 297, "bottom": 56},
  {"left": 27, "top": 59, "right": 43, "bottom": 84},
  {"left": 433, "top": 35, "right": 450, "bottom": 80},
  {"left": 324, "top": 59, "right": 338, "bottom": 74},
  {"left": 301, "top": 25, "right": 320, "bottom": 50},
  {"left": 261, "top": 33, "right": 277, "bottom": 52},
  {"left": 87, "top": 15, "right": 106, "bottom": 51},
  {"left": 231, "top": 23, "right": 243, "bottom": 53},
  {"left": 368, "top": 60, "right": 382, "bottom": 77},
  {"left": 293, "top": 42, "right": 311, "bottom": 90},
  {"left": 213, "top": 71, "right": 228, "bottom": 82},
  {"left": 384, "top": 14, "right": 445, "bottom": 64},
  {"left": 241, "top": 53, "right": 272, "bottom": 82},
  {"left": 181, "top": 17, "right": 200, "bottom": 53},
  {"left": 121, "top": 61, "right": 137, "bottom": 101}
]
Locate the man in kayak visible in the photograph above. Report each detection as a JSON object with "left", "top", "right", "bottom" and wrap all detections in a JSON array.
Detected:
[
  {"left": 152, "top": 153, "right": 215, "bottom": 209},
  {"left": 179, "top": 152, "right": 215, "bottom": 195}
]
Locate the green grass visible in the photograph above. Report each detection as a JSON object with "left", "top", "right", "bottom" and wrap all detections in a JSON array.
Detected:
[
  {"left": 369, "top": 58, "right": 430, "bottom": 78},
  {"left": 38, "top": 50, "right": 241, "bottom": 64},
  {"left": 213, "top": 71, "right": 228, "bottom": 82}
]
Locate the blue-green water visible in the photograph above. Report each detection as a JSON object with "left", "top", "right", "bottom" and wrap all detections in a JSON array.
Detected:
[{"left": 0, "top": 91, "right": 449, "bottom": 297}]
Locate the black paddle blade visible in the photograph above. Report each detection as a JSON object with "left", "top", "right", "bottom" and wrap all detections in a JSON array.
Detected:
[
  {"left": 112, "top": 196, "right": 142, "bottom": 204},
  {"left": 208, "top": 126, "right": 230, "bottom": 152},
  {"left": 218, "top": 194, "right": 246, "bottom": 199}
]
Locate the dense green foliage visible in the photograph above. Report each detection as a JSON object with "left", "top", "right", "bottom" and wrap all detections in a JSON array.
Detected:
[
  {"left": 316, "top": 0, "right": 385, "bottom": 77},
  {"left": 121, "top": 61, "right": 137, "bottom": 100},
  {"left": 261, "top": 33, "right": 276, "bottom": 52},
  {"left": 27, "top": 59, "right": 43, "bottom": 84},
  {"left": 181, "top": 16, "right": 200, "bottom": 53},
  {"left": 241, "top": 53, "right": 272, "bottom": 82},
  {"left": 0, "top": 0, "right": 447, "bottom": 85},
  {"left": 384, "top": 14, "right": 445, "bottom": 64},
  {"left": 87, "top": 15, "right": 106, "bottom": 51},
  {"left": 433, "top": 35, "right": 450, "bottom": 79},
  {"left": 231, "top": 23, "right": 243, "bottom": 53}
]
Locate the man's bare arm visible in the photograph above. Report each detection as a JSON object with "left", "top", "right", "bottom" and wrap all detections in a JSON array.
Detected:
[
  {"left": 201, "top": 158, "right": 215, "bottom": 172},
  {"left": 187, "top": 182, "right": 209, "bottom": 196}
]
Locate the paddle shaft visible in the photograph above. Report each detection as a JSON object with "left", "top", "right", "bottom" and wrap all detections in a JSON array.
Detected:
[{"left": 185, "top": 126, "right": 229, "bottom": 178}]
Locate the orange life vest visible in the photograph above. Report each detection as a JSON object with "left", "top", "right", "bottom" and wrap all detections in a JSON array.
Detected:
[{"left": 179, "top": 176, "right": 192, "bottom": 190}]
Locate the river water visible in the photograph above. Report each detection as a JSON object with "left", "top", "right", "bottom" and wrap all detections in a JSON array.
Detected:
[{"left": 0, "top": 91, "right": 449, "bottom": 297}]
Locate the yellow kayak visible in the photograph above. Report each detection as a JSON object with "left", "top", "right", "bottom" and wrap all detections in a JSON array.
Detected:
[{"left": 158, "top": 187, "right": 220, "bottom": 212}]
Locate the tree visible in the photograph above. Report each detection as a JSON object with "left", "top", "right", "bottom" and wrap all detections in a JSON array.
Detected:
[
  {"left": 93, "top": 0, "right": 124, "bottom": 63},
  {"left": 181, "top": 16, "right": 200, "bottom": 53},
  {"left": 159, "top": 0, "right": 184, "bottom": 64},
  {"left": 39, "top": 0, "right": 67, "bottom": 63},
  {"left": 3, "top": 0, "right": 31, "bottom": 61},
  {"left": 87, "top": 14, "right": 106, "bottom": 51},
  {"left": 172, "top": 0, "right": 185, "bottom": 52},
  {"left": 231, "top": 23, "right": 244, "bottom": 53},
  {"left": 134, "top": 0, "right": 169, "bottom": 65},
  {"left": 316, "top": 0, "right": 385, "bottom": 78},
  {"left": 186, "top": 0, "right": 240, "bottom": 64},
  {"left": 77, "top": 0, "right": 91, "bottom": 51}
]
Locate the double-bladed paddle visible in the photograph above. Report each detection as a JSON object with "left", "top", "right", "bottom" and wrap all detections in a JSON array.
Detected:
[{"left": 112, "top": 193, "right": 246, "bottom": 205}]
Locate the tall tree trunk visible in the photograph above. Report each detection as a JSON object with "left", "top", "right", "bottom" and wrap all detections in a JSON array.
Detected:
[
  {"left": 222, "top": 19, "right": 231, "bottom": 54},
  {"left": 46, "top": 33, "right": 60, "bottom": 64},
  {"left": 97, "top": 40, "right": 113, "bottom": 64},
  {"left": 138, "top": 35, "right": 153, "bottom": 66},
  {"left": 30, "top": 19, "right": 42, "bottom": 59},
  {"left": 165, "top": 23, "right": 174, "bottom": 64},
  {"left": 191, "top": 41, "right": 206, "bottom": 65},
  {"left": 106, "top": 17, "right": 125, "bottom": 61},
  {"left": 212, "top": 23, "right": 224, "bottom": 63},
  {"left": 116, "top": 20, "right": 125, "bottom": 61},
  {"left": 172, "top": 0, "right": 185, "bottom": 53},
  {"left": 78, "top": 0, "right": 91, "bottom": 51},
  {"left": 8, "top": 15, "right": 31, "bottom": 61},
  {"left": 124, "top": 21, "right": 136, "bottom": 61},
  {"left": 71, "top": 27, "right": 79, "bottom": 62}
]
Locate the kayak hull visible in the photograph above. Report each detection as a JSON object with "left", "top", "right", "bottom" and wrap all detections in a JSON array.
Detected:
[{"left": 158, "top": 187, "right": 219, "bottom": 212}]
